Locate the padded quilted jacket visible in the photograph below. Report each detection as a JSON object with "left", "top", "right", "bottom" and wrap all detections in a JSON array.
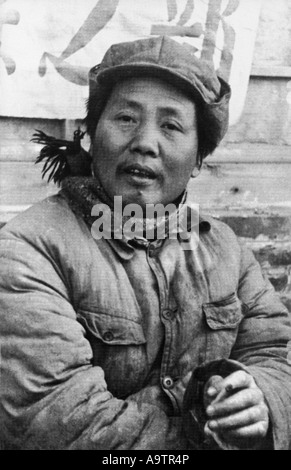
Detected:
[{"left": 0, "top": 189, "right": 290, "bottom": 450}]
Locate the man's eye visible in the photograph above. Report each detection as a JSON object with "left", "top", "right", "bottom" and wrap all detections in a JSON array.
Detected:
[
  {"left": 118, "top": 115, "right": 135, "bottom": 123},
  {"left": 162, "top": 122, "right": 181, "bottom": 132}
]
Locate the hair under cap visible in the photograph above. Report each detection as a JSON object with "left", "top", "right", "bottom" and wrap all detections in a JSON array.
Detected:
[{"left": 87, "top": 36, "right": 231, "bottom": 153}]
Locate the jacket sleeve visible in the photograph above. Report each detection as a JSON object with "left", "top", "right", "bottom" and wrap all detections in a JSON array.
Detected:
[
  {"left": 0, "top": 237, "right": 188, "bottom": 450},
  {"left": 231, "top": 242, "right": 291, "bottom": 450}
]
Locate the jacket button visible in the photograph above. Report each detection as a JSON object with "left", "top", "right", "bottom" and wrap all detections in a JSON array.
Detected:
[
  {"left": 162, "top": 309, "right": 172, "bottom": 320},
  {"left": 162, "top": 376, "right": 174, "bottom": 389},
  {"left": 103, "top": 331, "right": 114, "bottom": 342}
]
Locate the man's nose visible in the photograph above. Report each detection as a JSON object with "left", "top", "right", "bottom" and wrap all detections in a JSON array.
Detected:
[{"left": 130, "top": 122, "right": 159, "bottom": 157}]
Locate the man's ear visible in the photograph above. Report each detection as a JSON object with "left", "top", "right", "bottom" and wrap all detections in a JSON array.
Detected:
[
  {"left": 191, "top": 154, "right": 203, "bottom": 178},
  {"left": 191, "top": 165, "right": 201, "bottom": 178}
]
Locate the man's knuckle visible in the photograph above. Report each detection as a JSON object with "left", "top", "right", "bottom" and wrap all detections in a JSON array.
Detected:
[
  {"left": 209, "top": 375, "right": 223, "bottom": 386},
  {"left": 248, "top": 386, "right": 263, "bottom": 404},
  {"left": 250, "top": 406, "right": 261, "bottom": 421},
  {"left": 255, "top": 388, "right": 264, "bottom": 402},
  {"left": 234, "top": 370, "right": 248, "bottom": 384},
  {"left": 244, "top": 389, "right": 257, "bottom": 405},
  {"left": 257, "top": 421, "right": 267, "bottom": 437},
  {"left": 262, "top": 405, "right": 270, "bottom": 422}
]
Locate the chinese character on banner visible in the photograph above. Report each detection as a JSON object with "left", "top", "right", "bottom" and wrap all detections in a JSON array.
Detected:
[
  {"left": 0, "top": 0, "right": 262, "bottom": 124},
  {"left": 0, "top": 0, "right": 20, "bottom": 74}
]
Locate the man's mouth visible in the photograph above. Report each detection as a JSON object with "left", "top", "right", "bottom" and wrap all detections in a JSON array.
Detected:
[{"left": 122, "top": 164, "right": 157, "bottom": 180}]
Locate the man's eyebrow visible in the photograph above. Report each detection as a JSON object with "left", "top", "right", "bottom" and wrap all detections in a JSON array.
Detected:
[
  {"left": 112, "top": 97, "right": 143, "bottom": 110},
  {"left": 113, "top": 97, "right": 189, "bottom": 118},
  {"left": 159, "top": 106, "right": 188, "bottom": 118}
]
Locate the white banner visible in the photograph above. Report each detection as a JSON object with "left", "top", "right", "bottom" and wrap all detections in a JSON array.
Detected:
[{"left": 0, "top": 0, "right": 262, "bottom": 125}]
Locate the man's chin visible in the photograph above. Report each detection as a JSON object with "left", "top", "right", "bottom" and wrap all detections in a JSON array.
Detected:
[{"left": 117, "top": 189, "right": 162, "bottom": 209}]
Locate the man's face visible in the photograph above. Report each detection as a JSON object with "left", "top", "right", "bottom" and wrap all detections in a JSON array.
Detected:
[{"left": 92, "top": 76, "right": 199, "bottom": 208}]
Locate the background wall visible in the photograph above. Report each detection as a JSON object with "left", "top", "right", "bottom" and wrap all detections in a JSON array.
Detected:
[{"left": 0, "top": 0, "right": 291, "bottom": 308}]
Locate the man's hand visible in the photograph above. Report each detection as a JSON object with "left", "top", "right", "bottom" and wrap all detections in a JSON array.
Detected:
[{"left": 203, "top": 371, "right": 270, "bottom": 449}]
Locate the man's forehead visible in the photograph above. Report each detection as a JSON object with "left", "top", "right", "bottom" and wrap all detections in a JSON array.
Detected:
[{"left": 109, "top": 76, "right": 196, "bottom": 110}]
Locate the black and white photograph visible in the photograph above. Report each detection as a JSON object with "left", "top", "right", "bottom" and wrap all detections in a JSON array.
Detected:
[{"left": 0, "top": 0, "right": 290, "bottom": 453}]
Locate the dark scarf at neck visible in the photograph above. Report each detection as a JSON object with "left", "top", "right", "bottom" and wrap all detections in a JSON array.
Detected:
[{"left": 61, "top": 176, "right": 188, "bottom": 243}]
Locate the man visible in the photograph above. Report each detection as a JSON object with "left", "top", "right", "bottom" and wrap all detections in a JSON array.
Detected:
[{"left": 0, "top": 36, "right": 290, "bottom": 450}]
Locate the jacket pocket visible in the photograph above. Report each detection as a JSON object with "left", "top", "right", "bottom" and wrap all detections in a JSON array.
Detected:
[
  {"left": 202, "top": 293, "right": 243, "bottom": 361},
  {"left": 77, "top": 310, "right": 147, "bottom": 397},
  {"left": 77, "top": 310, "right": 146, "bottom": 345}
]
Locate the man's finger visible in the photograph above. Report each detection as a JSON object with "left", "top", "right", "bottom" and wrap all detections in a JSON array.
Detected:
[
  {"left": 205, "top": 371, "right": 254, "bottom": 407},
  {"left": 203, "top": 375, "right": 224, "bottom": 409},
  {"left": 215, "top": 370, "right": 254, "bottom": 394},
  {"left": 207, "top": 403, "right": 269, "bottom": 430},
  {"left": 206, "top": 387, "right": 264, "bottom": 417},
  {"left": 205, "top": 375, "right": 224, "bottom": 397},
  {"left": 217, "top": 420, "right": 269, "bottom": 440}
]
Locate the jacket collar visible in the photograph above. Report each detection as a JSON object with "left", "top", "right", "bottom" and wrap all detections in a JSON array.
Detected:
[
  {"left": 106, "top": 214, "right": 211, "bottom": 261},
  {"left": 61, "top": 176, "right": 211, "bottom": 260}
]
